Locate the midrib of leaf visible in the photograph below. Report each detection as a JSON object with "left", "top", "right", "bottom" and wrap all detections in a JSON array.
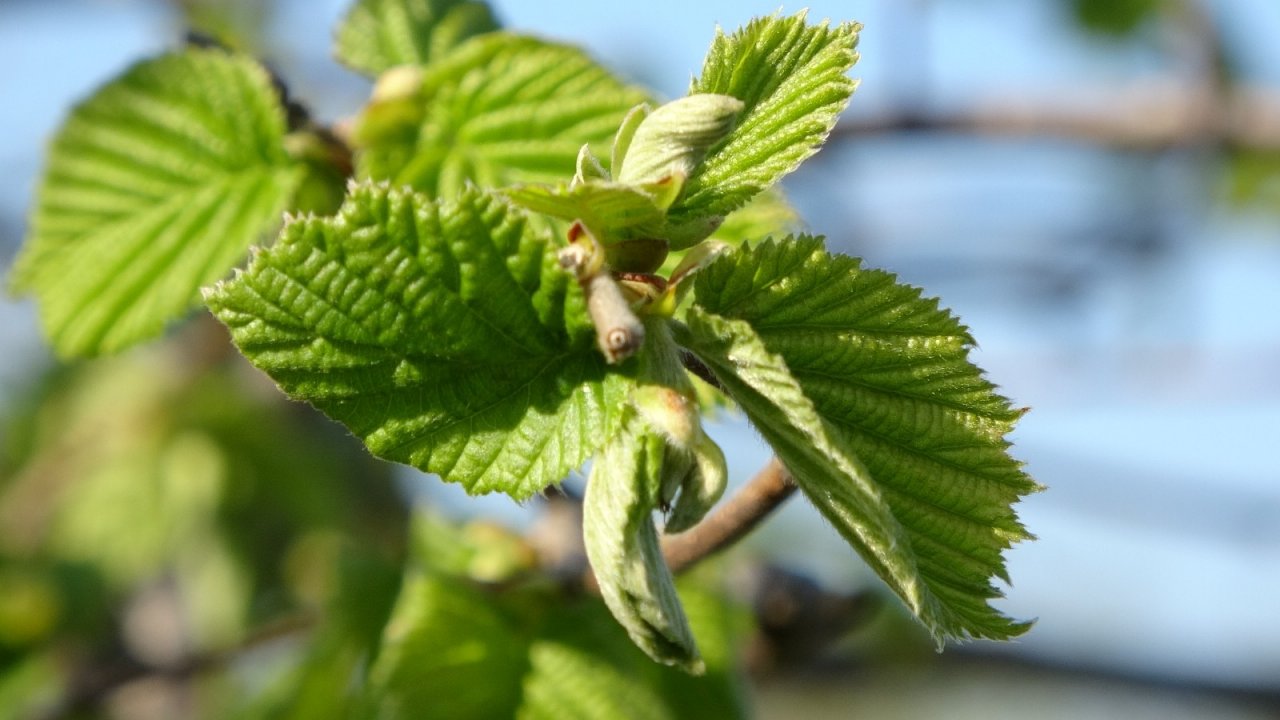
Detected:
[{"left": 677, "top": 310, "right": 932, "bottom": 619}]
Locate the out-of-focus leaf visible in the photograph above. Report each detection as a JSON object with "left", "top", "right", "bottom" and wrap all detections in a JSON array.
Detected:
[
  {"left": 335, "top": 0, "right": 499, "bottom": 76},
  {"left": 9, "top": 49, "right": 299, "bottom": 357},
  {"left": 354, "top": 33, "right": 647, "bottom": 197},
  {"left": 1069, "top": 0, "right": 1162, "bottom": 35},
  {"left": 368, "top": 573, "right": 531, "bottom": 719}
]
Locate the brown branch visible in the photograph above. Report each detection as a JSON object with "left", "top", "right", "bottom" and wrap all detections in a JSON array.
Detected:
[
  {"left": 35, "top": 612, "right": 316, "bottom": 720},
  {"left": 581, "top": 458, "right": 797, "bottom": 593},
  {"left": 830, "top": 85, "right": 1280, "bottom": 152},
  {"left": 662, "top": 458, "right": 797, "bottom": 573}
]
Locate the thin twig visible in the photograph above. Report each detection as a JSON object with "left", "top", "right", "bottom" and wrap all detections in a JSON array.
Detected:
[
  {"left": 662, "top": 458, "right": 797, "bottom": 574},
  {"left": 581, "top": 458, "right": 797, "bottom": 593}
]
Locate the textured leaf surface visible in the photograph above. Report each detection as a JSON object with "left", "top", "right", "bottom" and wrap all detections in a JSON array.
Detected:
[
  {"left": 681, "top": 237, "right": 1037, "bottom": 641},
  {"left": 10, "top": 49, "right": 298, "bottom": 357},
  {"left": 335, "top": 0, "right": 499, "bottom": 76},
  {"left": 206, "top": 183, "right": 629, "bottom": 498},
  {"left": 356, "top": 33, "right": 648, "bottom": 197},
  {"left": 669, "top": 13, "right": 859, "bottom": 224}
]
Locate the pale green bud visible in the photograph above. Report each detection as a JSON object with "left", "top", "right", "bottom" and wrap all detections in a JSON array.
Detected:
[{"left": 616, "top": 94, "right": 744, "bottom": 186}]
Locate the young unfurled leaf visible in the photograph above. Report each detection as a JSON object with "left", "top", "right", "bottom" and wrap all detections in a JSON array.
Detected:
[
  {"left": 582, "top": 411, "right": 702, "bottom": 673},
  {"left": 667, "top": 13, "right": 860, "bottom": 227},
  {"left": 679, "top": 237, "right": 1037, "bottom": 642},
  {"left": 355, "top": 33, "right": 648, "bottom": 198},
  {"left": 9, "top": 49, "right": 299, "bottom": 357},
  {"left": 205, "top": 183, "right": 629, "bottom": 499},
  {"left": 335, "top": 0, "right": 499, "bottom": 76}
]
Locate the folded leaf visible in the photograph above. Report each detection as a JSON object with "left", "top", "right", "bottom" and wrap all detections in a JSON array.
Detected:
[
  {"left": 356, "top": 33, "right": 648, "bottom": 198},
  {"left": 583, "top": 412, "right": 702, "bottom": 672},
  {"left": 336, "top": 0, "right": 499, "bottom": 76},
  {"left": 669, "top": 13, "right": 859, "bottom": 226},
  {"left": 10, "top": 49, "right": 298, "bottom": 357},
  {"left": 206, "top": 183, "right": 629, "bottom": 499},
  {"left": 680, "top": 237, "right": 1037, "bottom": 642}
]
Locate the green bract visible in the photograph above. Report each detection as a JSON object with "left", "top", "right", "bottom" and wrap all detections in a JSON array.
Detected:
[{"left": 10, "top": 48, "right": 299, "bottom": 356}]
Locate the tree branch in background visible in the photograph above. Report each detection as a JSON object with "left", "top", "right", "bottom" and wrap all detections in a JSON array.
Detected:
[{"left": 831, "top": 85, "right": 1280, "bottom": 152}]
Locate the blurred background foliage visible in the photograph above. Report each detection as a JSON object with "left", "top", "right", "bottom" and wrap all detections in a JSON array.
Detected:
[{"left": 2, "top": 0, "right": 1280, "bottom": 718}]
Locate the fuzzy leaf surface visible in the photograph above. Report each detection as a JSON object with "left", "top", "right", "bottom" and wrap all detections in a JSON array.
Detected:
[
  {"left": 357, "top": 33, "right": 648, "bottom": 197},
  {"left": 335, "top": 0, "right": 499, "bottom": 76},
  {"left": 10, "top": 49, "right": 298, "bottom": 356},
  {"left": 206, "top": 183, "right": 629, "bottom": 498},
  {"left": 681, "top": 237, "right": 1037, "bottom": 642},
  {"left": 669, "top": 13, "right": 859, "bottom": 224}
]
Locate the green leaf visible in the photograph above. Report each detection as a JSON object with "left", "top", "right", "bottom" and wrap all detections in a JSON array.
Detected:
[
  {"left": 679, "top": 237, "right": 1037, "bottom": 642},
  {"left": 355, "top": 33, "right": 648, "bottom": 198},
  {"left": 205, "top": 182, "right": 630, "bottom": 499},
  {"left": 518, "top": 602, "right": 675, "bottom": 720},
  {"left": 335, "top": 0, "right": 499, "bottom": 76},
  {"left": 369, "top": 573, "right": 530, "bottom": 720},
  {"left": 9, "top": 49, "right": 299, "bottom": 357},
  {"left": 658, "top": 189, "right": 798, "bottom": 278},
  {"left": 1071, "top": 0, "right": 1162, "bottom": 36},
  {"left": 583, "top": 410, "right": 701, "bottom": 672},
  {"left": 668, "top": 13, "right": 859, "bottom": 225}
]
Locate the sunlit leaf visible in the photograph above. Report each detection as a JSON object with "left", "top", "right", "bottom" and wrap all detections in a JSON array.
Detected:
[
  {"left": 335, "top": 0, "right": 499, "bottom": 75},
  {"left": 206, "top": 182, "right": 630, "bottom": 499},
  {"left": 9, "top": 49, "right": 298, "bottom": 357},
  {"left": 679, "top": 237, "right": 1037, "bottom": 642},
  {"left": 668, "top": 13, "right": 859, "bottom": 226}
]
